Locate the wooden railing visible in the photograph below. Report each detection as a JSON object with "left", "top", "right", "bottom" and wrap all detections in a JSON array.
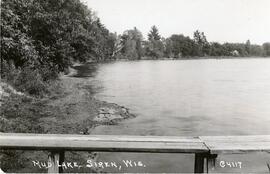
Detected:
[{"left": 0, "top": 133, "right": 270, "bottom": 173}]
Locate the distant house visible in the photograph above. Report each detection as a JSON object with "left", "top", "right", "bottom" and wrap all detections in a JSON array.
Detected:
[
  {"left": 177, "top": 52, "right": 182, "bottom": 58},
  {"left": 231, "top": 50, "right": 239, "bottom": 56}
]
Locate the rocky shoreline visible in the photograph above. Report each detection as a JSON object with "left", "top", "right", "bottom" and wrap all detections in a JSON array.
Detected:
[{"left": 60, "top": 69, "right": 136, "bottom": 134}]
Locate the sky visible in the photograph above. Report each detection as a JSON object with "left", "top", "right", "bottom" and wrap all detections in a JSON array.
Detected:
[{"left": 84, "top": 0, "right": 270, "bottom": 45}]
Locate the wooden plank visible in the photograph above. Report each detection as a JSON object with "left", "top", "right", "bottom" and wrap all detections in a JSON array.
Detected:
[
  {"left": 200, "top": 135, "right": 270, "bottom": 142},
  {"left": 0, "top": 133, "right": 208, "bottom": 153},
  {"left": 200, "top": 135, "right": 270, "bottom": 154},
  {"left": 0, "top": 133, "right": 202, "bottom": 142}
]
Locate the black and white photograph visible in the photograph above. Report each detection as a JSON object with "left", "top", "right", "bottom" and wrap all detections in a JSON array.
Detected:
[{"left": 0, "top": 0, "right": 270, "bottom": 173}]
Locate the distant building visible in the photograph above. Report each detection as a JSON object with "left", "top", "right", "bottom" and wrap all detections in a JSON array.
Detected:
[
  {"left": 177, "top": 52, "right": 182, "bottom": 58},
  {"left": 231, "top": 50, "right": 239, "bottom": 56}
]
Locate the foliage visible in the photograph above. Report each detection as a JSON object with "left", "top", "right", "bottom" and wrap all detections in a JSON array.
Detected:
[
  {"left": 1, "top": 0, "right": 115, "bottom": 95},
  {"left": 119, "top": 27, "right": 143, "bottom": 59},
  {"left": 209, "top": 42, "right": 227, "bottom": 56},
  {"left": 167, "top": 34, "right": 197, "bottom": 58},
  {"left": 193, "top": 30, "right": 210, "bottom": 56},
  {"left": 263, "top": 43, "right": 270, "bottom": 56},
  {"left": 147, "top": 25, "right": 161, "bottom": 41},
  {"left": 144, "top": 26, "right": 164, "bottom": 58},
  {"left": 141, "top": 28, "right": 268, "bottom": 59}
]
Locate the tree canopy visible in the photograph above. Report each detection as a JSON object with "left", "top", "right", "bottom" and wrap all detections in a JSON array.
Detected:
[{"left": 1, "top": 0, "right": 115, "bottom": 95}]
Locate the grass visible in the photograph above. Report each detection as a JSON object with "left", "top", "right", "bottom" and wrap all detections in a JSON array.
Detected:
[{"left": 0, "top": 73, "right": 135, "bottom": 173}]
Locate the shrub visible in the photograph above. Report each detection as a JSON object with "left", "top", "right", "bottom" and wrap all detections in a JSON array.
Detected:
[{"left": 13, "top": 67, "right": 48, "bottom": 96}]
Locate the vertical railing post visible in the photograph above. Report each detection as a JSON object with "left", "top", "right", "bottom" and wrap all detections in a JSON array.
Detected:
[
  {"left": 194, "top": 153, "right": 218, "bottom": 173},
  {"left": 207, "top": 154, "right": 218, "bottom": 172},
  {"left": 48, "top": 151, "right": 65, "bottom": 173},
  {"left": 194, "top": 153, "right": 208, "bottom": 173}
]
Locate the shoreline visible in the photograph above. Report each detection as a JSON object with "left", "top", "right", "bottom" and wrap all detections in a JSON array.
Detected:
[
  {"left": 0, "top": 66, "right": 136, "bottom": 173},
  {"left": 133, "top": 56, "right": 270, "bottom": 61},
  {"left": 85, "top": 56, "right": 270, "bottom": 64},
  {"left": 46, "top": 69, "right": 136, "bottom": 134},
  {"left": 67, "top": 56, "right": 270, "bottom": 67}
]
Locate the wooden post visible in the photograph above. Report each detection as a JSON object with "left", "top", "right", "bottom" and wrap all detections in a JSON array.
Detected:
[
  {"left": 194, "top": 153, "right": 207, "bottom": 173},
  {"left": 48, "top": 151, "right": 65, "bottom": 173},
  {"left": 194, "top": 153, "right": 218, "bottom": 173},
  {"left": 207, "top": 154, "right": 218, "bottom": 172}
]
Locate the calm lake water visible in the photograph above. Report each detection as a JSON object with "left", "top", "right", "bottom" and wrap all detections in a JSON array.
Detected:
[{"left": 79, "top": 58, "right": 270, "bottom": 173}]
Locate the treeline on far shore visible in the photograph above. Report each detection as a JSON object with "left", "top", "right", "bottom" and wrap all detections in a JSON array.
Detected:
[
  {"left": 118, "top": 26, "right": 270, "bottom": 60},
  {"left": 1, "top": 0, "right": 270, "bottom": 96}
]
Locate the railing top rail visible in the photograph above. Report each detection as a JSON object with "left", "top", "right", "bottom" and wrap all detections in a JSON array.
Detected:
[
  {"left": 200, "top": 135, "right": 270, "bottom": 154},
  {"left": 1, "top": 133, "right": 270, "bottom": 154},
  {"left": 0, "top": 133, "right": 208, "bottom": 153}
]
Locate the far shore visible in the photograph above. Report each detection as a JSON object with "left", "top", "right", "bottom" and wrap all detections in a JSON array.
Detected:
[
  {"left": 139, "top": 56, "right": 270, "bottom": 60},
  {"left": 83, "top": 56, "right": 270, "bottom": 64}
]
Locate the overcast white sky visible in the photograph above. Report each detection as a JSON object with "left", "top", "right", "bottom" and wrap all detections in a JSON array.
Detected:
[{"left": 84, "top": 0, "right": 270, "bottom": 44}]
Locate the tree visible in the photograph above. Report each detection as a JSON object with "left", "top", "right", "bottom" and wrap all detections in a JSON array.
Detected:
[
  {"left": 209, "top": 42, "right": 227, "bottom": 56},
  {"left": 148, "top": 25, "right": 161, "bottom": 41},
  {"left": 1, "top": 0, "right": 116, "bottom": 95},
  {"left": 245, "top": 40, "right": 251, "bottom": 55},
  {"left": 163, "top": 38, "right": 173, "bottom": 58},
  {"left": 263, "top": 43, "right": 270, "bottom": 56},
  {"left": 110, "top": 33, "right": 122, "bottom": 58},
  {"left": 119, "top": 27, "right": 143, "bottom": 59},
  {"left": 168, "top": 34, "right": 196, "bottom": 58},
  {"left": 145, "top": 26, "right": 164, "bottom": 58},
  {"left": 193, "top": 30, "right": 210, "bottom": 56},
  {"left": 250, "top": 44, "right": 264, "bottom": 57}
]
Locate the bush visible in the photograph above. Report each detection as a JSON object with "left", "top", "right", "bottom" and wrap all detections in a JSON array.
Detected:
[
  {"left": 13, "top": 68, "right": 48, "bottom": 96},
  {"left": 2, "top": 63, "right": 48, "bottom": 96}
]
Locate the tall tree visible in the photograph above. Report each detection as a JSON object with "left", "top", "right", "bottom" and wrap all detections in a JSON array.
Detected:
[
  {"left": 119, "top": 27, "right": 143, "bottom": 59},
  {"left": 193, "top": 30, "right": 210, "bottom": 56},
  {"left": 148, "top": 25, "right": 161, "bottom": 41},
  {"left": 245, "top": 40, "right": 251, "bottom": 55},
  {"left": 145, "top": 25, "right": 164, "bottom": 58},
  {"left": 163, "top": 38, "right": 173, "bottom": 58}
]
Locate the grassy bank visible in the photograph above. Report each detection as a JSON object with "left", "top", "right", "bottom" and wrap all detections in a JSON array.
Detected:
[{"left": 0, "top": 69, "right": 135, "bottom": 173}]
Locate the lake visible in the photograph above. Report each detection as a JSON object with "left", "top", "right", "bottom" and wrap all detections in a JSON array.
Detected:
[{"left": 79, "top": 58, "right": 270, "bottom": 173}]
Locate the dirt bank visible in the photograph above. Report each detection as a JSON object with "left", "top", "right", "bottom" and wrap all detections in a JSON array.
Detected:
[{"left": 0, "top": 69, "right": 135, "bottom": 173}]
